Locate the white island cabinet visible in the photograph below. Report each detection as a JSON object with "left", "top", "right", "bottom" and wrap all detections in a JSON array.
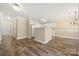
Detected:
[{"left": 34, "top": 27, "right": 52, "bottom": 44}]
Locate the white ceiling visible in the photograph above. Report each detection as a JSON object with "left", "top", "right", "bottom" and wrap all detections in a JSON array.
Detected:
[{"left": 0, "top": 3, "right": 78, "bottom": 23}]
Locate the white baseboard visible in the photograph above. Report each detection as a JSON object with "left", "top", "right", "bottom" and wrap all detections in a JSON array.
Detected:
[
  {"left": 34, "top": 38, "right": 52, "bottom": 44},
  {"left": 55, "top": 36, "right": 79, "bottom": 40},
  {"left": 45, "top": 38, "right": 52, "bottom": 44},
  {"left": 34, "top": 39, "right": 47, "bottom": 44},
  {"left": 16, "top": 36, "right": 28, "bottom": 40}
]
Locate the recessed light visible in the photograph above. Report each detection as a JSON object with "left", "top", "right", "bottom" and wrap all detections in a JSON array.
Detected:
[{"left": 12, "top": 3, "right": 22, "bottom": 11}]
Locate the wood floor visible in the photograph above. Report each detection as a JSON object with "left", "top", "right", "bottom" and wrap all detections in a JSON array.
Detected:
[
  {"left": 0, "top": 35, "right": 79, "bottom": 56},
  {"left": 47, "top": 37, "right": 79, "bottom": 56}
]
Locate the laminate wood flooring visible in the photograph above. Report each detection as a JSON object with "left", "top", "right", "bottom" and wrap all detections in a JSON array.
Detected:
[
  {"left": 0, "top": 35, "right": 64, "bottom": 56},
  {"left": 0, "top": 35, "right": 79, "bottom": 56}
]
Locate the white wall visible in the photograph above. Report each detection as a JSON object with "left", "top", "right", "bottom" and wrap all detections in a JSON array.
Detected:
[
  {"left": 55, "top": 20, "right": 79, "bottom": 39},
  {"left": 16, "top": 17, "right": 30, "bottom": 39},
  {"left": 1, "top": 16, "right": 17, "bottom": 39},
  {"left": 1, "top": 16, "right": 32, "bottom": 40},
  {"left": 41, "top": 21, "right": 79, "bottom": 40},
  {"left": 16, "top": 17, "right": 33, "bottom": 39},
  {"left": 0, "top": 34, "right": 1, "bottom": 44},
  {"left": 1, "top": 19, "right": 13, "bottom": 35},
  {"left": 0, "top": 13, "right": 1, "bottom": 44}
]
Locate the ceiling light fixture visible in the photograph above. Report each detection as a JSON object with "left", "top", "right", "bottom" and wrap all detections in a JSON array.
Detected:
[
  {"left": 41, "top": 18, "right": 47, "bottom": 22},
  {"left": 70, "top": 11, "right": 79, "bottom": 25},
  {"left": 12, "top": 3, "right": 22, "bottom": 11}
]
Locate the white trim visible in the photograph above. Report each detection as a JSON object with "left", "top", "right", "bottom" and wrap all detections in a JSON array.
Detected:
[
  {"left": 16, "top": 36, "right": 28, "bottom": 40},
  {"left": 34, "top": 39, "right": 47, "bottom": 44},
  {"left": 45, "top": 38, "right": 52, "bottom": 44},
  {"left": 34, "top": 38, "right": 52, "bottom": 44},
  {"left": 55, "top": 30, "right": 79, "bottom": 32},
  {"left": 56, "top": 36, "right": 79, "bottom": 40}
]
